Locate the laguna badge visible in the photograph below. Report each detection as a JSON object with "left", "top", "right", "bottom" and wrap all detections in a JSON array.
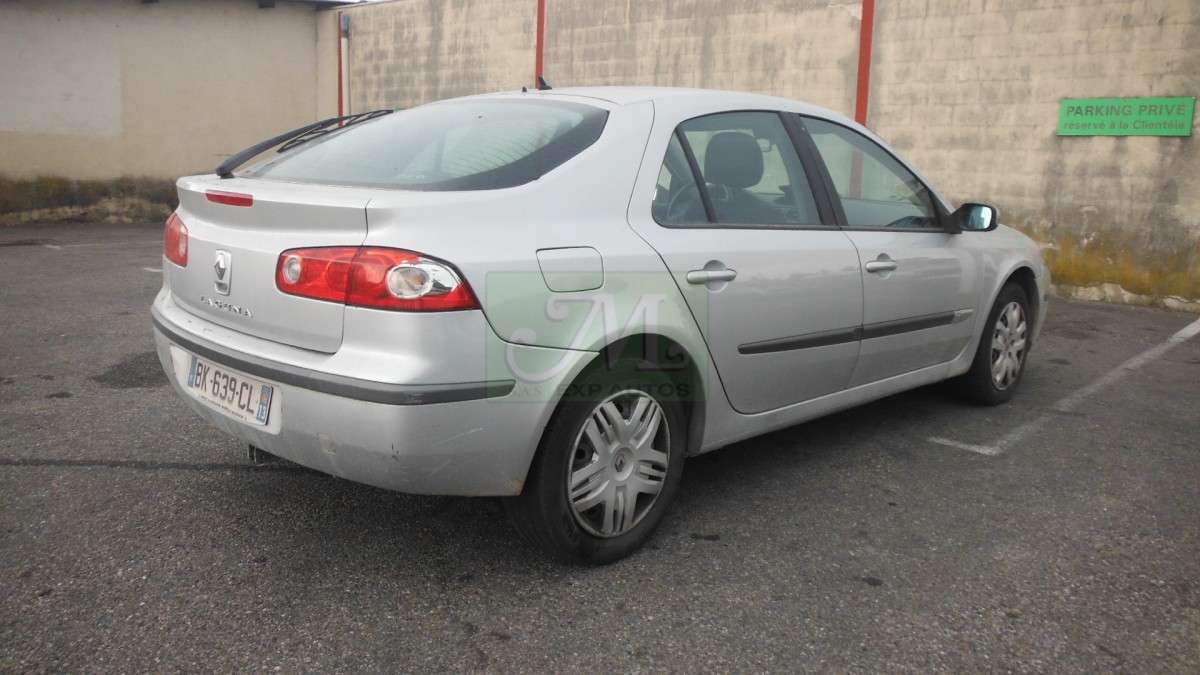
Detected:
[{"left": 200, "top": 295, "right": 253, "bottom": 318}]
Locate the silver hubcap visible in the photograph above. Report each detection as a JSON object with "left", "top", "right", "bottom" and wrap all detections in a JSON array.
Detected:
[
  {"left": 990, "top": 301, "right": 1028, "bottom": 390},
  {"left": 568, "top": 390, "right": 670, "bottom": 538}
]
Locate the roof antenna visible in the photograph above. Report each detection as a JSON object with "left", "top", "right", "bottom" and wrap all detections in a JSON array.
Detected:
[{"left": 537, "top": 76, "right": 552, "bottom": 91}]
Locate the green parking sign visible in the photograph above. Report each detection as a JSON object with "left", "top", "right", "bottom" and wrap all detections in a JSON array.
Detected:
[{"left": 1058, "top": 97, "right": 1194, "bottom": 136}]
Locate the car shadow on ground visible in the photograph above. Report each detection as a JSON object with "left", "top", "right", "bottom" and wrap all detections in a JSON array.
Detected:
[{"left": 208, "top": 380, "right": 975, "bottom": 573}]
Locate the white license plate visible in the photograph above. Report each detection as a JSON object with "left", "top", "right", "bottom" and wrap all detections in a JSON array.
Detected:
[{"left": 185, "top": 354, "right": 274, "bottom": 426}]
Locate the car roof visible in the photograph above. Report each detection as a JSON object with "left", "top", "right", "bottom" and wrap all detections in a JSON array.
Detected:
[{"left": 464, "top": 86, "right": 849, "bottom": 122}]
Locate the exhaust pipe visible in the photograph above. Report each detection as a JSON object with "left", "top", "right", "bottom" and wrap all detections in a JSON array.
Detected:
[{"left": 247, "top": 444, "right": 278, "bottom": 466}]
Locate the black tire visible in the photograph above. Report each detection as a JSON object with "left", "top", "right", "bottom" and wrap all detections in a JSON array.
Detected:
[
  {"left": 952, "top": 284, "right": 1032, "bottom": 406},
  {"left": 505, "top": 361, "right": 687, "bottom": 564}
]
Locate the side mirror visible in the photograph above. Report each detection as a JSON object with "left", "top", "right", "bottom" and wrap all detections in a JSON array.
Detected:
[{"left": 945, "top": 203, "right": 999, "bottom": 234}]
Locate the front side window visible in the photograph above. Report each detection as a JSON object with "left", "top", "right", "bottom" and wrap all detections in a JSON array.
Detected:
[
  {"left": 803, "top": 117, "right": 939, "bottom": 229},
  {"left": 655, "top": 111, "right": 821, "bottom": 227},
  {"left": 243, "top": 99, "right": 608, "bottom": 191}
]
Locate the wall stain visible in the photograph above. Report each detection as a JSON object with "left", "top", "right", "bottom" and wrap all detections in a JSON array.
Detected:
[
  {"left": 1017, "top": 3, "right": 1200, "bottom": 308},
  {"left": 1013, "top": 216, "right": 1200, "bottom": 307}
]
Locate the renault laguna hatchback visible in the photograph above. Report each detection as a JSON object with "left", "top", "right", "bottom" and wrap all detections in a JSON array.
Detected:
[{"left": 153, "top": 87, "right": 1047, "bottom": 563}]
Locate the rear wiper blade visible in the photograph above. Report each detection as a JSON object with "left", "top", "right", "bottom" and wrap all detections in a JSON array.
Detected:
[{"left": 215, "top": 109, "right": 394, "bottom": 178}]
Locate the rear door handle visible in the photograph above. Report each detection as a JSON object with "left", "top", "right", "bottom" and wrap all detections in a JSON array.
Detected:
[{"left": 686, "top": 269, "right": 738, "bottom": 284}]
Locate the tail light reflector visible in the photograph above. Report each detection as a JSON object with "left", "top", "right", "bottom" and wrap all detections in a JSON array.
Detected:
[
  {"left": 164, "top": 213, "right": 189, "bottom": 266},
  {"left": 276, "top": 247, "right": 479, "bottom": 312},
  {"left": 205, "top": 190, "right": 254, "bottom": 207}
]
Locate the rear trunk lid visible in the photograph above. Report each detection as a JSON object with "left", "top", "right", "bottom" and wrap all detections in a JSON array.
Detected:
[{"left": 167, "top": 176, "right": 372, "bottom": 353}]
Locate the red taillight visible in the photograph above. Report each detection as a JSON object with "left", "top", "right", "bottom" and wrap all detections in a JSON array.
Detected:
[
  {"left": 275, "top": 247, "right": 358, "bottom": 304},
  {"left": 276, "top": 247, "right": 479, "bottom": 312},
  {"left": 205, "top": 190, "right": 254, "bottom": 207},
  {"left": 164, "top": 213, "right": 189, "bottom": 266}
]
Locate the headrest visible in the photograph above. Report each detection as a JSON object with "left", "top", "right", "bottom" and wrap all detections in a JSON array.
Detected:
[{"left": 704, "top": 132, "right": 763, "bottom": 189}]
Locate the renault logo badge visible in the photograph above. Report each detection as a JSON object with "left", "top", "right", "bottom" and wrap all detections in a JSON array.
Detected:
[{"left": 214, "top": 250, "right": 232, "bottom": 295}]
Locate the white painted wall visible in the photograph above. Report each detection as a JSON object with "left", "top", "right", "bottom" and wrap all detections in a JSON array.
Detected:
[{"left": 0, "top": 0, "right": 333, "bottom": 180}]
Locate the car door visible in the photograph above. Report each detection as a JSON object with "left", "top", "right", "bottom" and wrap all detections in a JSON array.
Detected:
[
  {"left": 799, "top": 116, "right": 983, "bottom": 387},
  {"left": 628, "top": 111, "right": 864, "bottom": 415}
]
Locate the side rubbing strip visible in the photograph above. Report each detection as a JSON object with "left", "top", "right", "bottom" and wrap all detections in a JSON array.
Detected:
[
  {"left": 739, "top": 327, "right": 862, "bottom": 355},
  {"left": 861, "top": 311, "right": 959, "bottom": 340},
  {"left": 738, "top": 311, "right": 970, "bottom": 355}
]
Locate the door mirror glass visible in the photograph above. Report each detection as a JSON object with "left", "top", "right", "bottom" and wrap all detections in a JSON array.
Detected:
[{"left": 950, "top": 203, "right": 999, "bottom": 232}]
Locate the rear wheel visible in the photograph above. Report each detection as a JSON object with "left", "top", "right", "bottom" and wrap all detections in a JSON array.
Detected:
[
  {"left": 953, "top": 284, "right": 1031, "bottom": 405},
  {"left": 506, "top": 362, "right": 686, "bottom": 564}
]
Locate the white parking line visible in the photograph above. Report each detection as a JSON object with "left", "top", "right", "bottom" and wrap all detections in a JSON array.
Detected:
[
  {"left": 927, "top": 437, "right": 1002, "bottom": 456},
  {"left": 931, "top": 314, "right": 1200, "bottom": 456},
  {"left": 143, "top": 267, "right": 162, "bottom": 273}
]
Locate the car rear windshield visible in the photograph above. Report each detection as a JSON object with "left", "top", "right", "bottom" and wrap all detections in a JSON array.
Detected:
[{"left": 242, "top": 99, "right": 609, "bottom": 191}]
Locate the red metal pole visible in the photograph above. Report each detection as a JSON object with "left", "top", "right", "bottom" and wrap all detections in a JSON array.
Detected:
[
  {"left": 535, "top": 0, "right": 546, "bottom": 87},
  {"left": 854, "top": 0, "right": 875, "bottom": 126},
  {"left": 849, "top": 0, "right": 875, "bottom": 198}
]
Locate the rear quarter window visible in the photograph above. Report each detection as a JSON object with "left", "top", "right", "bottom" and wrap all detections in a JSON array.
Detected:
[{"left": 243, "top": 99, "right": 608, "bottom": 191}]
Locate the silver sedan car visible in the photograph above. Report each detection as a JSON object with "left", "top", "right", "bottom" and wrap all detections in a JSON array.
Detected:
[{"left": 153, "top": 87, "right": 1047, "bottom": 563}]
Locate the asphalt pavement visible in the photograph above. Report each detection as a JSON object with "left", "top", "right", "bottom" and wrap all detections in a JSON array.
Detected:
[{"left": 2, "top": 222, "right": 1197, "bottom": 672}]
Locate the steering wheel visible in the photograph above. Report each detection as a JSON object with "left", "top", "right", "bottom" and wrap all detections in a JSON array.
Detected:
[{"left": 666, "top": 186, "right": 707, "bottom": 222}]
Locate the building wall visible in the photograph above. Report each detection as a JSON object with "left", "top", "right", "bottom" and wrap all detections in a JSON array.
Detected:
[
  {"left": 0, "top": 0, "right": 327, "bottom": 181},
  {"left": 339, "top": 0, "right": 1199, "bottom": 304},
  {"left": 8, "top": 0, "right": 1191, "bottom": 303},
  {"left": 870, "top": 0, "right": 1200, "bottom": 304},
  {"left": 544, "top": 0, "right": 862, "bottom": 115},
  {"left": 14, "top": 0, "right": 1188, "bottom": 288},
  {"left": 344, "top": 0, "right": 536, "bottom": 112},
  {"left": 343, "top": 0, "right": 862, "bottom": 115},
  {"left": 317, "top": 9, "right": 344, "bottom": 121}
]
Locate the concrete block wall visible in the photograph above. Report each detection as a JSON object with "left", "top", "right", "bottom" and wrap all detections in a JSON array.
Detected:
[
  {"left": 345, "top": 0, "right": 862, "bottom": 115},
  {"left": 322, "top": 0, "right": 1200, "bottom": 305},
  {"left": 543, "top": 0, "right": 861, "bottom": 114},
  {"left": 345, "top": 0, "right": 537, "bottom": 112},
  {"left": 870, "top": 0, "right": 1200, "bottom": 305}
]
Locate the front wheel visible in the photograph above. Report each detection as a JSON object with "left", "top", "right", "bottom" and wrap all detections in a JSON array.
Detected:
[
  {"left": 952, "top": 284, "right": 1031, "bottom": 405},
  {"left": 505, "top": 363, "right": 686, "bottom": 564}
]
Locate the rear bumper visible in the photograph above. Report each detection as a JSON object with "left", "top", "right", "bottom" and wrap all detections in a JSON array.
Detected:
[
  {"left": 153, "top": 313, "right": 513, "bottom": 405},
  {"left": 152, "top": 293, "right": 590, "bottom": 496}
]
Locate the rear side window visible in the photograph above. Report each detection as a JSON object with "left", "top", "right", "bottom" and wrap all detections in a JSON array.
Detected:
[
  {"left": 243, "top": 99, "right": 608, "bottom": 191},
  {"left": 654, "top": 111, "right": 821, "bottom": 227}
]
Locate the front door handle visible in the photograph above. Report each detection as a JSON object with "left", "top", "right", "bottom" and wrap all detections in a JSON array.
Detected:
[
  {"left": 686, "top": 269, "right": 738, "bottom": 284},
  {"left": 865, "top": 255, "right": 898, "bottom": 274}
]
